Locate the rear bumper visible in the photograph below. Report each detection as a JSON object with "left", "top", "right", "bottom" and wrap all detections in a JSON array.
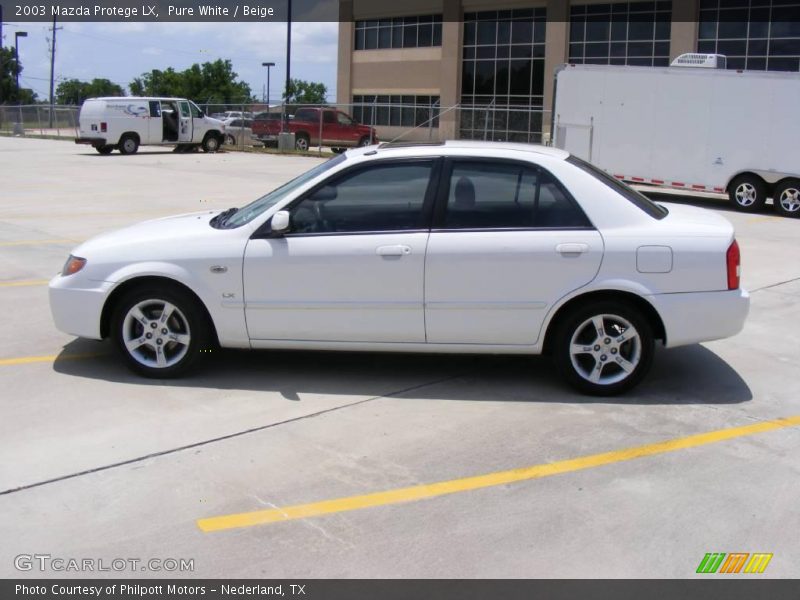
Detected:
[
  {"left": 75, "top": 137, "right": 107, "bottom": 146},
  {"left": 648, "top": 288, "right": 750, "bottom": 348}
]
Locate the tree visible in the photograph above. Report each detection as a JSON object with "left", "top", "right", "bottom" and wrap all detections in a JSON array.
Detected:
[
  {"left": 0, "top": 46, "right": 37, "bottom": 104},
  {"left": 56, "top": 78, "right": 124, "bottom": 105},
  {"left": 283, "top": 79, "right": 328, "bottom": 105},
  {"left": 129, "top": 60, "right": 253, "bottom": 104}
]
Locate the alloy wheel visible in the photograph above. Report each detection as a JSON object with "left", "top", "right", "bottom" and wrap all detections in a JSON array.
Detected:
[
  {"left": 121, "top": 299, "right": 191, "bottom": 369},
  {"left": 569, "top": 313, "right": 642, "bottom": 386}
]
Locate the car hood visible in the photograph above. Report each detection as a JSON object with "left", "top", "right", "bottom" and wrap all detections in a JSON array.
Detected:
[{"left": 73, "top": 210, "right": 219, "bottom": 256}]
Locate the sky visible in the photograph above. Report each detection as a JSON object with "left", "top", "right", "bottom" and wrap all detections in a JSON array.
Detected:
[{"left": 2, "top": 21, "right": 339, "bottom": 104}]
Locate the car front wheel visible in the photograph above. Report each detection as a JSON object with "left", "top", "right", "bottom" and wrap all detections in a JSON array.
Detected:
[
  {"left": 202, "top": 134, "right": 221, "bottom": 153},
  {"left": 111, "top": 287, "right": 210, "bottom": 378},
  {"left": 553, "top": 301, "right": 654, "bottom": 396}
]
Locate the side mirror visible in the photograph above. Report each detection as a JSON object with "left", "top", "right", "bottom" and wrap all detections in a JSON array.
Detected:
[{"left": 270, "top": 210, "right": 291, "bottom": 235}]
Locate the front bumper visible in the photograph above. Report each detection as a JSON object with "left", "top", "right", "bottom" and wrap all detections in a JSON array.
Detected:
[
  {"left": 648, "top": 287, "right": 750, "bottom": 348},
  {"left": 49, "top": 275, "right": 113, "bottom": 340}
]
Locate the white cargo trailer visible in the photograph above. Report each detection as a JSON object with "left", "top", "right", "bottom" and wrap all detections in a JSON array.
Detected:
[{"left": 552, "top": 56, "right": 800, "bottom": 217}]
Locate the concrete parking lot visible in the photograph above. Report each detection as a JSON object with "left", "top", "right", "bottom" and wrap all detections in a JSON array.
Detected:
[{"left": 0, "top": 136, "right": 798, "bottom": 578}]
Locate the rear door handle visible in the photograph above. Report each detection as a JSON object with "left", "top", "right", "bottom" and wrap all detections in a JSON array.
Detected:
[
  {"left": 556, "top": 243, "right": 589, "bottom": 255},
  {"left": 376, "top": 245, "right": 412, "bottom": 257}
]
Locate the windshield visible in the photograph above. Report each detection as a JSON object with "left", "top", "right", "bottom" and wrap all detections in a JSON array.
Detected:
[
  {"left": 219, "top": 153, "right": 347, "bottom": 228},
  {"left": 567, "top": 155, "right": 668, "bottom": 220}
]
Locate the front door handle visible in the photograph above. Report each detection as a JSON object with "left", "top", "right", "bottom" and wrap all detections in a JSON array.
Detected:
[
  {"left": 376, "top": 245, "right": 412, "bottom": 257},
  {"left": 556, "top": 243, "right": 589, "bottom": 255}
]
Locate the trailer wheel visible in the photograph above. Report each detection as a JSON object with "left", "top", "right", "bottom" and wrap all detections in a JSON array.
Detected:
[
  {"left": 773, "top": 179, "right": 800, "bottom": 218},
  {"left": 729, "top": 175, "right": 766, "bottom": 212},
  {"left": 118, "top": 134, "right": 139, "bottom": 155}
]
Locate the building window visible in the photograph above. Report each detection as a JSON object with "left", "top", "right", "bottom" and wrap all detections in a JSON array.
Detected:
[
  {"left": 352, "top": 95, "right": 441, "bottom": 128},
  {"left": 355, "top": 16, "right": 443, "bottom": 50},
  {"left": 460, "top": 8, "right": 548, "bottom": 143},
  {"left": 569, "top": 1, "right": 673, "bottom": 67},
  {"left": 698, "top": 0, "right": 800, "bottom": 72}
]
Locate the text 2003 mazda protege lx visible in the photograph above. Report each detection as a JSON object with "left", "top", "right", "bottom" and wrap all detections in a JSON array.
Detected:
[{"left": 50, "top": 142, "right": 749, "bottom": 395}]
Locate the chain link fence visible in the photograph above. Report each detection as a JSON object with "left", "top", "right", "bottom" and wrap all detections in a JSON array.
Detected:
[
  {"left": 0, "top": 105, "right": 79, "bottom": 138},
  {"left": 197, "top": 100, "right": 551, "bottom": 153},
  {"left": 1, "top": 101, "right": 551, "bottom": 151}
]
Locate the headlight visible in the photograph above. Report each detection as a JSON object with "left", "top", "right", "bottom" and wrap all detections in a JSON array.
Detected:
[{"left": 62, "top": 255, "right": 87, "bottom": 276}]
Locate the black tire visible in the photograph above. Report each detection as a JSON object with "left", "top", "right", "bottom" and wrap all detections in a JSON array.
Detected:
[
  {"left": 96, "top": 145, "right": 115, "bottom": 155},
  {"left": 295, "top": 133, "right": 310, "bottom": 152},
  {"left": 773, "top": 179, "right": 800, "bottom": 218},
  {"left": 111, "top": 285, "right": 211, "bottom": 378},
  {"left": 225, "top": 134, "right": 236, "bottom": 146},
  {"left": 202, "top": 134, "right": 221, "bottom": 153},
  {"left": 552, "top": 300, "right": 654, "bottom": 396},
  {"left": 357, "top": 136, "right": 372, "bottom": 147},
  {"left": 728, "top": 174, "right": 767, "bottom": 212},
  {"left": 118, "top": 134, "right": 139, "bottom": 155},
  {"left": 331, "top": 147, "right": 345, "bottom": 154}
]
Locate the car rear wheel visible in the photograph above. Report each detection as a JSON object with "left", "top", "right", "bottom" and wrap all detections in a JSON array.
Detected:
[
  {"left": 729, "top": 175, "right": 766, "bottom": 212},
  {"left": 357, "top": 136, "right": 372, "bottom": 147},
  {"left": 773, "top": 179, "right": 800, "bottom": 218},
  {"left": 553, "top": 301, "right": 654, "bottom": 396},
  {"left": 111, "top": 286, "right": 210, "bottom": 378},
  {"left": 225, "top": 134, "right": 236, "bottom": 145},
  {"left": 118, "top": 134, "right": 139, "bottom": 155}
]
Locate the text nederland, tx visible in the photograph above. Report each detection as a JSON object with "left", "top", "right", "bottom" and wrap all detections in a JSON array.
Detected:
[
  {"left": 15, "top": 584, "right": 305, "bottom": 596},
  {"left": 44, "top": 5, "right": 277, "bottom": 18}
]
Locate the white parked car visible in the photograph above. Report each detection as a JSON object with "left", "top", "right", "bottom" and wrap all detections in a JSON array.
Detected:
[
  {"left": 49, "top": 142, "right": 749, "bottom": 395},
  {"left": 221, "top": 118, "right": 256, "bottom": 147}
]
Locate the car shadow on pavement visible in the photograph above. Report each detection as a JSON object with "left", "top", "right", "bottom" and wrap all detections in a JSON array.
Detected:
[
  {"left": 52, "top": 339, "right": 751, "bottom": 406},
  {"left": 78, "top": 150, "right": 196, "bottom": 158}
]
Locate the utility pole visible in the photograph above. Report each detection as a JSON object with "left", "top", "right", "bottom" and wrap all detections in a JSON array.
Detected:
[
  {"left": 48, "top": 15, "right": 62, "bottom": 127},
  {"left": 0, "top": 5, "right": 5, "bottom": 104},
  {"left": 285, "top": 0, "right": 291, "bottom": 101}
]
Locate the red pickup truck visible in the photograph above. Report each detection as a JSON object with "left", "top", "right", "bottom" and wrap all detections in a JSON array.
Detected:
[{"left": 252, "top": 107, "right": 378, "bottom": 152}]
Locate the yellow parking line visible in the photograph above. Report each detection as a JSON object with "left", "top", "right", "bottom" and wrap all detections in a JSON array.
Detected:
[
  {"left": 197, "top": 415, "right": 800, "bottom": 533},
  {"left": 0, "top": 279, "right": 49, "bottom": 288},
  {"left": 0, "top": 352, "right": 104, "bottom": 366},
  {"left": 0, "top": 239, "right": 78, "bottom": 247}
]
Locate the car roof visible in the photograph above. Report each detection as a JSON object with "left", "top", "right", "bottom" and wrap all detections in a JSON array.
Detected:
[{"left": 348, "top": 140, "right": 570, "bottom": 161}]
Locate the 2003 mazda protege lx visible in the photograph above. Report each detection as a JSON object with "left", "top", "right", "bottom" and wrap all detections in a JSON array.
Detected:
[{"left": 50, "top": 142, "right": 749, "bottom": 395}]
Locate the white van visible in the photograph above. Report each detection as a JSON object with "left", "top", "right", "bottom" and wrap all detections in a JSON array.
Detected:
[{"left": 75, "top": 97, "right": 226, "bottom": 155}]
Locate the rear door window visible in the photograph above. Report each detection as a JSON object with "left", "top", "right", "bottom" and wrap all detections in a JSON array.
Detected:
[{"left": 439, "top": 161, "right": 592, "bottom": 230}]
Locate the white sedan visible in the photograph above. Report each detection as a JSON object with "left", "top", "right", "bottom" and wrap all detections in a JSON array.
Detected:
[{"left": 49, "top": 142, "right": 749, "bottom": 395}]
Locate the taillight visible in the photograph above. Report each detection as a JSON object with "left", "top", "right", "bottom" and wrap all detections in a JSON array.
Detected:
[
  {"left": 100, "top": 122, "right": 107, "bottom": 132},
  {"left": 726, "top": 239, "right": 740, "bottom": 290}
]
